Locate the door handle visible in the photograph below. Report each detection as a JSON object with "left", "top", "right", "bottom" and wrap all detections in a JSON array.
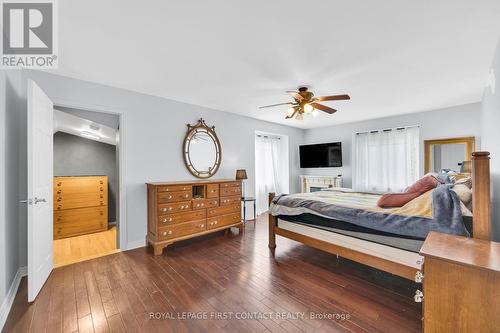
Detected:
[
  {"left": 34, "top": 197, "right": 46, "bottom": 204},
  {"left": 19, "top": 199, "right": 33, "bottom": 204}
]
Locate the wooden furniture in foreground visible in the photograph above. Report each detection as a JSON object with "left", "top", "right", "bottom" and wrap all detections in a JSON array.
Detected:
[
  {"left": 146, "top": 179, "right": 243, "bottom": 255},
  {"left": 269, "top": 151, "right": 492, "bottom": 281},
  {"left": 53, "top": 176, "right": 108, "bottom": 239},
  {"left": 420, "top": 232, "right": 500, "bottom": 332}
]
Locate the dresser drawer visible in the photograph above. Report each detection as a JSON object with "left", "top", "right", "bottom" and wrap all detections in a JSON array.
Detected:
[
  {"left": 54, "top": 192, "right": 106, "bottom": 211},
  {"left": 220, "top": 181, "right": 241, "bottom": 188},
  {"left": 192, "top": 199, "right": 207, "bottom": 210},
  {"left": 54, "top": 177, "right": 106, "bottom": 195},
  {"left": 206, "top": 184, "right": 219, "bottom": 198},
  {"left": 158, "top": 220, "right": 206, "bottom": 240},
  {"left": 54, "top": 206, "right": 107, "bottom": 224},
  {"left": 157, "top": 191, "right": 192, "bottom": 203},
  {"left": 158, "top": 201, "right": 191, "bottom": 214},
  {"left": 207, "top": 204, "right": 240, "bottom": 217},
  {"left": 220, "top": 186, "right": 241, "bottom": 197},
  {"left": 220, "top": 195, "right": 241, "bottom": 206},
  {"left": 158, "top": 209, "right": 206, "bottom": 226},
  {"left": 53, "top": 206, "right": 107, "bottom": 239},
  {"left": 207, "top": 213, "right": 241, "bottom": 230},
  {"left": 157, "top": 184, "right": 191, "bottom": 192}
]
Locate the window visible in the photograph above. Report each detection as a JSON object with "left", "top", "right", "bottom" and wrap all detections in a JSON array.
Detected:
[
  {"left": 353, "top": 126, "right": 420, "bottom": 192},
  {"left": 255, "top": 133, "right": 289, "bottom": 214}
]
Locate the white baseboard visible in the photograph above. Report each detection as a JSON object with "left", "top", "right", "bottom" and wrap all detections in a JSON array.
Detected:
[
  {"left": 0, "top": 266, "right": 27, "bottom": 331},
  {"left": 126, "top": 239, "right": 146, "bottom": 251}
]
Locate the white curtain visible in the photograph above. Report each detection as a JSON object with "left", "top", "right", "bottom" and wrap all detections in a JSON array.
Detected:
[
  {"left": 255, "top": 135, "right": 282, "bottom": 214},
  {"left": 353, "top": 126, "right": 420, "bottom": 192}
]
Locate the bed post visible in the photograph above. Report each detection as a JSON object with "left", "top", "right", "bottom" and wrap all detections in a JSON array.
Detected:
[
  {"left": 268, "top": 192, "right": 277, "bottom": 251},
  {"left": 472, "top": 151, "right": 491, "bottom": 240}
]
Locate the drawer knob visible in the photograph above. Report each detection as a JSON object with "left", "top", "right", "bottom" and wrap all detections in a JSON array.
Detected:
[
  {"left": 57, "top": 182, "right": 62, "bottom": 186},
  {"left": 201, "top": 203, "right": 204, "bottom": 207},
  {"left": 414, "top": 290, "right": 424, "bottom": 303},
  {"left": 185, "top": 194, "right": 189, "bottom": 198},
  {"left": 57, "top": 190, "right": 61, "bottom": 194},
  {"left": 168, "top": 195, "right": 172, "bottom": 199},
  {"left": 214, "top": 221, "right": 218, "bottom": 225},
  {"left": 168, "top": 207, "right": 172, "bottom": 211},
  {"left": 200, "top": 224, "right": 204, "bottom": 228},
  {"left": 414, "top": 271, "right": 424, "bottom": 283},
  {"left": 168, "top": 230, "right": 172, "bottom": 235}
]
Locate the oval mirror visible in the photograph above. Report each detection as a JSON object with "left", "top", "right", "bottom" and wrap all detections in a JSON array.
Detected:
[{"left": 183, "top": 118, "right": 222, "bottom": 178}]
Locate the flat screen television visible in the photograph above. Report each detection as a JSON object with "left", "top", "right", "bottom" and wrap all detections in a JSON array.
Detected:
[{"left": 299, "top": 142, "right": 342, "bottom": 168}]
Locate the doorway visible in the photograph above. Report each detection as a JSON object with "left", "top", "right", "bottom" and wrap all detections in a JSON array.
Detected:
[
  {"left": 52, "top": 107, "right": 121, "bottom": 267},
  {"left": 254, "top": 131, "right": 289, "bottom": 215}
]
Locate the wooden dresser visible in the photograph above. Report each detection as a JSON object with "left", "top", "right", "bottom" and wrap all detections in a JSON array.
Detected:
[
  {"left": 146, "top": 179, "right": 243, "bottom": 255},
  {"left": 53, "top": 176, "right": 108, "bottom": 239},
  {"left": 420, "top": 232, "right": 500, "bottom": 332}
]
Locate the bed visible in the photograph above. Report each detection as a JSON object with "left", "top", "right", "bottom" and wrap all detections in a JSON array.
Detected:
[{"left": 268, "top": 151, "right": 491, "bottom": 281}]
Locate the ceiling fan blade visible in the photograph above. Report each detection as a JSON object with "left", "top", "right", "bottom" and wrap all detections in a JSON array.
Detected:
[
  {"left": 314, "top": 94, "right": 350, "bottom": 102},
  {"left": 259, "top": 102, "right": 294, "bottom": 109},
  {"left": 285, "top": 108, "right": 299, "bottom": 119},
  {"left": 286, "top": 91, "right": 304, "bottom": 101},
  {"left": 311, "top": 103, "right": 337, "bottom": 114}
]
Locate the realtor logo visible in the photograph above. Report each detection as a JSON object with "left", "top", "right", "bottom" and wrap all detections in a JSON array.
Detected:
[{"left": 1, "top": 0, "right": 58, "bottom": 68}]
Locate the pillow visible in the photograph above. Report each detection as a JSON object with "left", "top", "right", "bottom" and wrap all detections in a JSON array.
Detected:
[
  {"left": 377, "top": 191, "right": 422, "bottom": 208},
  {"left": 452, "top": 183, "right": 473, "bottom": 210},
  {"left": 455, "top": 176, "right": 472, "bottom": 189},
  {"left": 378, "top": 175, "right": 441, "bottom": 208},
  {"left": 404, "top": 175, "right": 441, "bottom": 194}
]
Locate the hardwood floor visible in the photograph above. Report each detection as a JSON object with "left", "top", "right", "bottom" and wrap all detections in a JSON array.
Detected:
[
  {"left": 3, "top": 214, "right": 421, "bottom": 333},
  {"left": 54, "top": 226, "right": 119, "bottom": 268}
]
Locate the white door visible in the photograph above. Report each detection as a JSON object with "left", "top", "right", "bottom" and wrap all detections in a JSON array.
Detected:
[{"left": 27, "top": 80, "right": 54, "bottom": 302}]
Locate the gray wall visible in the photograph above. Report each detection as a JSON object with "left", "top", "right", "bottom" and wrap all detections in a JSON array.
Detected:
[
  {"left": 54, "top": 132, "right": 117, "bottom": 222},
  {"left": 0, "top": 70, "right": 24, "bottom": 317},
  {"left": 301, "top": 103, "right": 482, "bottom": 188},
  {"left": 14, "top": 70, "right": 305, "bottom": 258},
  {"left": 481, "top": 35, "right": 500, "bottom": 241}
]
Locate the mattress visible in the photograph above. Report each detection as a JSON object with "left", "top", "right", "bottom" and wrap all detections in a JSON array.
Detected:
[
  {"left": 278, "top": 214, "right": 424, "bottom": 252},
  {"left": 277, "top": 219, "right": 424, "bottom": 270}
]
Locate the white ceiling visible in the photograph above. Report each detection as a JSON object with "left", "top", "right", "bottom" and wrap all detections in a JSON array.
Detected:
[{"left": 52, "top": 0, "right": 500, "bottom": 129}]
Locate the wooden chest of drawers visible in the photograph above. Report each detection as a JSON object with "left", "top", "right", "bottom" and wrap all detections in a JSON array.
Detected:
[
  {"left": 53, "top": 176, "right": 108, "bottom": 239},
  {"left": 146, "top": 180, "right": 243, "bottom": 255}
]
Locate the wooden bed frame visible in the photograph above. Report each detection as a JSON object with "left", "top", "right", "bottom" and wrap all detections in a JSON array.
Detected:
[{"left": 268, "top": 151, "right": 491, "bottom": 281}]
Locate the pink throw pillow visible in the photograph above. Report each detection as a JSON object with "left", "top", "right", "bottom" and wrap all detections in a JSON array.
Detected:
[{"left": 377, "top": 175, "right": 441, "bottom": 208}]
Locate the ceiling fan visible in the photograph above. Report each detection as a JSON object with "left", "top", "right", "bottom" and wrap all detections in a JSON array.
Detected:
[{"left": 259, "top": 87, "right": 350, "bottom": 120}]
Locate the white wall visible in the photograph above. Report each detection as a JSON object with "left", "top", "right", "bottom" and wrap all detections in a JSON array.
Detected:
[
  {"left": 13, "top": 70, "right": 304, "bottom": 258},
  {"left": 0, "top": 70, "right": 24, "bottom": 319},
  {"left": 301, "top": 103, "right": 482, "bottom": 188},
  {"left": 481, "top": 35, "right": 500, "bottom": 241}
]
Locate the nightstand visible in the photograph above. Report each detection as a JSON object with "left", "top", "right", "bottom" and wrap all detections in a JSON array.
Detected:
[
  {"left": 241, "top": 197, "right": 256, "bottom": 227},
  {"left": 419, "top": 232, "right": 500, "bottom": 332}
]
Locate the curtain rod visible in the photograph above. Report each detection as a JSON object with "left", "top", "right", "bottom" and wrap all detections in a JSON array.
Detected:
[
  {"left": 256, "top": 134, "right": 281, "bottom": 140},
  {"left": 355, "top": 125, "right": 419, "bottom": 135}
]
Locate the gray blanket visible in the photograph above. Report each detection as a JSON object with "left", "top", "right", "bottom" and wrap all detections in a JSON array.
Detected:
[{"left": 271, "top": 185, "right": 469, "bottom": 239}]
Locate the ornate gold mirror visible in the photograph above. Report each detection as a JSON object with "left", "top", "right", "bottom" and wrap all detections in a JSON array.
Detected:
[
  {"left": 424, "top": 137, "right": 475, "bottom": 174},
  {"left": 183, "top": 118, "right": 222, "bottom": 179}
]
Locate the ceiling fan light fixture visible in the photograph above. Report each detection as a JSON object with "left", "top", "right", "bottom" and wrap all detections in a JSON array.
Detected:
[
  {"left": 303, "top": 103, "right": 314, "bottom": 113},
  {"left": 286, "top": 107, "right": 295, "bottom": 117}
]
